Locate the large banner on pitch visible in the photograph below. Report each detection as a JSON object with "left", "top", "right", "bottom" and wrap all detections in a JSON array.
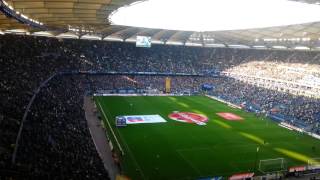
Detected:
[{"left": 123, "top": 115, "right": 167, "bottom": 124}]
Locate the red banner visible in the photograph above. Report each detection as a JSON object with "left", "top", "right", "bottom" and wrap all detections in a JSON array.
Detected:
[
  {"left": 289, "top": 166, "right": 306, "bottom": 172},
  {"left": 229, "top": 172, "right": 254, "bottom": 180}
]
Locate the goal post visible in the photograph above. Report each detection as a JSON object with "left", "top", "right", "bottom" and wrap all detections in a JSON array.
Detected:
[{"left": 258, "top": 158, "right": 287, "bottom": 174}]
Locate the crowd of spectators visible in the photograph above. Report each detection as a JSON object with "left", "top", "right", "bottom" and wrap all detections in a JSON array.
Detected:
[
  {"left": 222, "top": 61, "right": 320, "bottom": 97},
  {"left": 0, "top": 35, "right": 83, "bottom": 178},
  {"left": 0, "top": 34, "right": 319, "bottom": 178},
  {"left": 86, "top": 75, "right": 220, "bottom": 94},
  {"left": 15, "top": 75, "right": 109, "bottom": 179},
  {"left": 210, "top": 78, "right": 320, "bottom": 130},
  {"left": 224, "top": 61, "right": 320, "bottom": 84}
]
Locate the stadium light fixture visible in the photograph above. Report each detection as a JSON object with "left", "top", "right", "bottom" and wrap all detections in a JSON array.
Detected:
[
  {"left": 263, "top": 38, "right": 278, "bottom": 42},
  {"left": 185, "top": 42, "right": 203, "bottom": 46},
  {"left": 81, "top": 35, "right": 102, "bottom": 41},
  {"left": 272, "top": 45, "right": 287, "bottom": 49},
  {"left": 228, "top": 45, "right": 250, "bottom": 49},
  {"left": 2, "top": 0, "right": 44, "bottom": 26},
  {"left": 204, "top": 44, "right": 226, "bottom": 48},
  {"left": 21, "top": 14, "right": 29, "bottom": 20},
  {"left": 151, "top": 40, "right": 164, "bottom": 44},
  {"left": 103, "top": 36, "right": 124, "bottom": 42},
  {"left": 302, "top": 37, "right": 311, "bottom": 41},
  {"left": 32, "top": 31, "right": 54, "bottom": 37},
  {"left": 56, "top": 33, "right": 79, "bottom": 39},
  {"left": 294, "top": 46, "right": 310, "bottom": 50},
  {"left": 125, "top": 38, "right": 136, "bottom": 42},
  {"left": 110, "top": 0, "right": 320, "bottom": 32},
  {"left": 2, "top": 0, "right": 8, "bottom": 6},
  {"left": 166, "top": 41, "right": 184, "bottom": 45},
  {"left": 5, "top": 29, "right": 27, "bottom": 34},
  {"left": 253, "top": 45, "right": 267, "bottom": 49}
]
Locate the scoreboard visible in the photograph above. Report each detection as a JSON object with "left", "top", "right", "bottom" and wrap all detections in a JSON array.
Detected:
[{"left": 136, "top": 36, "right": 151, "bottom": 48}]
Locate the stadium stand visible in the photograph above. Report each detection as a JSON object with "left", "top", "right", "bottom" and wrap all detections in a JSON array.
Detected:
[
  {"left": 15, "top": 76, "right": 110, "bottom": 179},
  {"left": 0, "top": 34, "right": 320, "bottom": 178},
  {"left": 210, "top": 78, "right": 320, "bottom": 130}
]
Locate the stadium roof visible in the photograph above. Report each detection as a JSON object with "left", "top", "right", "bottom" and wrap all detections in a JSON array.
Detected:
[{"left": 0, "top": 0, "right": 320, "bottom": 50}]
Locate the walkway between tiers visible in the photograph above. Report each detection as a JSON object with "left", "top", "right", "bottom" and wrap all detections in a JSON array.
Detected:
[{"left": 84, "top": 96, "right": 119, "bottom": 180}]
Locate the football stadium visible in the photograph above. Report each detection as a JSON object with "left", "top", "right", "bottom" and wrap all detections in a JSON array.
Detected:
[{"left": 1, "top": 0, "right": 320, "bottom": 179}]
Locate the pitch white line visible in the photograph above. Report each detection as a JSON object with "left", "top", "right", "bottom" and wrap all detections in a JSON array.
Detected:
[
  {"left": 113, "top": 120, "right": 148, "bottom": 180},
  {"left": 176, "top": 150, "right": 202, "bottom": 176},
  {"left": 98, "top": 102, "right": 124, "bottom": 155},
  {"left": 98, "top": 101, "right": 147, "bottom": 180}
]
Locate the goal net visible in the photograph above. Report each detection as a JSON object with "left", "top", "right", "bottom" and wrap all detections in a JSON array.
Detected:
[{"left": 258, "top": 158, "right": 286, "bottom": 174}]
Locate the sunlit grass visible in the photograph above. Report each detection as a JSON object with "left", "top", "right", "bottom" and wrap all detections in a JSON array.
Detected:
[
  {"left": 212, "top": 120, "right": 232, "bottom": 129},
  {"left": 239, "top": 132, "right": 265, "bottom": 145},
  {"left": 274, "top": 147, "right": 320, "bottom": 164}
]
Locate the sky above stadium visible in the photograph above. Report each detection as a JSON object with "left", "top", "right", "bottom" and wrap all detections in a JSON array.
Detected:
[{"left": 110, "top": 0, "right": 320, "bottom": 32}]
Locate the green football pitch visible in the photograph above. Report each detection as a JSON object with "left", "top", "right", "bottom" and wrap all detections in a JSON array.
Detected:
[{"left": 94, "top": 95, "right": 320, "bottom": 180}]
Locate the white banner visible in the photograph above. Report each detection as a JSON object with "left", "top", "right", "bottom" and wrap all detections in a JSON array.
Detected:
[{"left": 123, "top": 115, "right": 167, "bottom": 124}]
